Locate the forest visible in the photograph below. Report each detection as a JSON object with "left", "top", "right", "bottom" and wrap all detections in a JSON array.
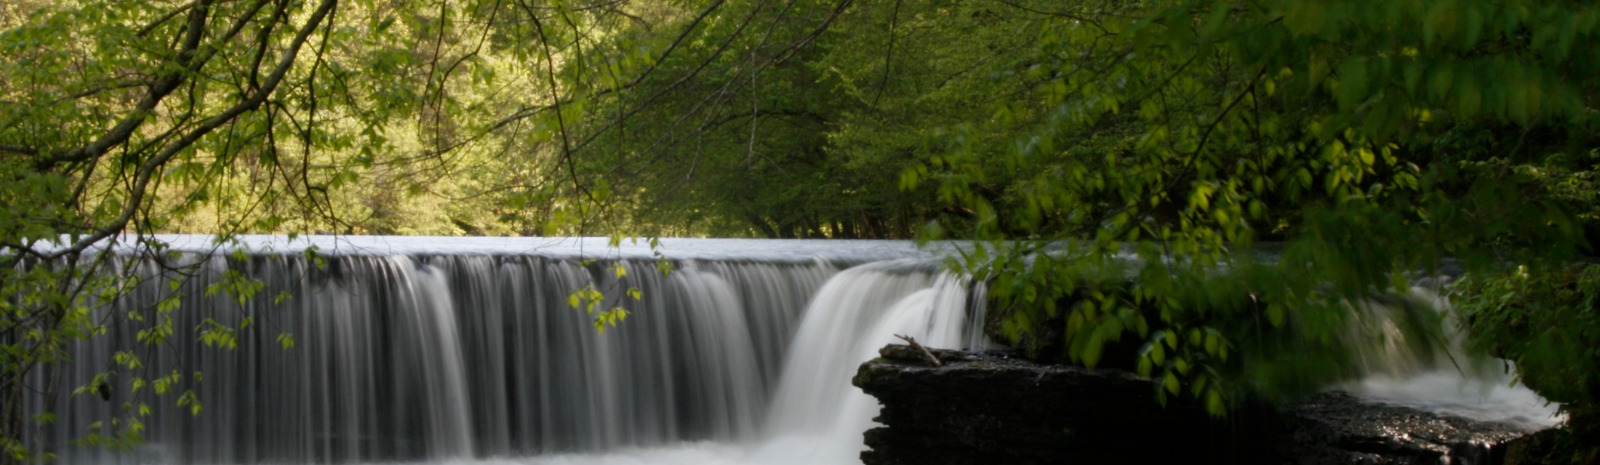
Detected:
[{"left": 3, "top": 0, "right": 1600, "bottom": 463}]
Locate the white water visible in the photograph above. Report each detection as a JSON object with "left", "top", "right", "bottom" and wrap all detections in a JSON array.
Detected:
[
  {"left": 27, "top": 237, "right": 985, "bottom": 464},
  {"left": 23, "top": 236, "right": 1560, "bottom": 464},
  {"left": 759, "top": 263, "right": 983, "bottom": 465},
  {"left": 1337, "top": 289, "right": 1564, "bottom": 431},
  {"left": 1345, "top": 371, "right": 1563, "bottom": 431}
]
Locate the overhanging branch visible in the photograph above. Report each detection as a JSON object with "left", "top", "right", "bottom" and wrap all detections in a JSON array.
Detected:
[{"left": 50, "top": 0, "right": 342, "bottom": 259}]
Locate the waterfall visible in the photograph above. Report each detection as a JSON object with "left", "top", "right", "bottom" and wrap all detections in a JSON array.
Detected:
[
  {"left": 30, "top": 236, "right": 1552, "bottom": 464},
  {"left": 754, "top": 261, "right": 985, "bottom": 465},
  {"left": 1336, "top": 288, "right": 1564, "bottom": 431},
  {"left": 23, "top": 236, "right": 980, "bottom": 464}
]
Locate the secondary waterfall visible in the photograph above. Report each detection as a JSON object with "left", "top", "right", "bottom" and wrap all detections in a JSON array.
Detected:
[
  {"left": 23, "top": 236, "right": 986, "bottom": 464},
  {"left": 1337, "top": 289, "right": 1563, "bottom": 431}
]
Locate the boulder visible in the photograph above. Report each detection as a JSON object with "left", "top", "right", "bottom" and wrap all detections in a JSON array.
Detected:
[{"left": 852, "top": 344, "right": 1219, "bottom": 465}]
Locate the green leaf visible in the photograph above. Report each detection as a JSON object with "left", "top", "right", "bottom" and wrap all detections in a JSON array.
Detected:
[{"left": 1206, "top": 389, "right": 1226, "bottom": 416}]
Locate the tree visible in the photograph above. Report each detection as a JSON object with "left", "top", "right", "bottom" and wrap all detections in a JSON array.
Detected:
[
  {"left": 7, "top": 0, "right": 1599, "bottom": 460},
  {"left": 904, "top": 0, "right": 1598, "bottom": 415},
  {"left": 552, "top": 0, "right": 933, "bottom": 238},
  {"left": 2, "top": 0, "right": 343, "bottom": 458},
  {"left": 0, "top": 0, "right": 687, "bottom": 459}
]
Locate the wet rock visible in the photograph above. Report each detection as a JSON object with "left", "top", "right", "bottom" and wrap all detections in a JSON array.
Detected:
[
  {"left": 1286, "top": 391, "right": 1530, "bottom": 465},
  {"left": 855, "top": 344, "right": 1547, "bottom": 465},
  {"left": 853, "top": 344, "right": 1219, "bottom": 465}
]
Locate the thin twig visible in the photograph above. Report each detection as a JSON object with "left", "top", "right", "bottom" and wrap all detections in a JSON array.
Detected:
[{"left": 894, "top": 334, "right": 942, "bottom": 367}]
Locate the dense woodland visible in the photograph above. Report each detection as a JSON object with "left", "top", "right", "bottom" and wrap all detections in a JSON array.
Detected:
[{"left": 3, "top": 0, "right": 1600, "bottom": 463}]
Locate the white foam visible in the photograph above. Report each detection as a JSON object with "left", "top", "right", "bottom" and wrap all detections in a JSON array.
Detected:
[{"left": 1344, "top": 370, "right": 1565, "bottom": 431}]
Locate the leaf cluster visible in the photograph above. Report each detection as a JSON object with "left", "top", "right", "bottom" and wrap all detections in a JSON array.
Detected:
[
  {"left": 1452, "top": 264, "right": 1600, "bottom": 451},
  {"left": 910, "top": 0, "right": 1600, "bottom": 417}
]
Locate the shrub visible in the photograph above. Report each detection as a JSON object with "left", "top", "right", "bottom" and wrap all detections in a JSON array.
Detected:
[{"left": 1451, "top": 264, "right": 1600, "bottom": 460}]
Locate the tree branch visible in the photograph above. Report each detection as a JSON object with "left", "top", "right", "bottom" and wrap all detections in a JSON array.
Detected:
[
  {"left": 33, "top": 0, "right": 276, "bottom": 171},
  {"left": 50, "top": 0, "right": 341, "bottom": 259},
  {"left": 0, "top": 143, "right": 34, "bottom": 155},
  {"left": 486, "top": 0, "right": 730, "bottom": 130}
]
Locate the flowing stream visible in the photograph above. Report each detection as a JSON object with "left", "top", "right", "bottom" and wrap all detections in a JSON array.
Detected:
[{"left": 22, "top": 236, "right": 1557, "bottom": 464}]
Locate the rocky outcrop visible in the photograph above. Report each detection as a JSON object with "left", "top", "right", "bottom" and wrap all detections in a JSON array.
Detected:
[
  {"left": 1287, "top": 391, "right": 1530, "bottom": 465},
  {"left": 854, "top": 344, "right": 1544, "bottom": 465},
  {"left": 852, "top": 344, "right": 1220, "bottom": 465}
]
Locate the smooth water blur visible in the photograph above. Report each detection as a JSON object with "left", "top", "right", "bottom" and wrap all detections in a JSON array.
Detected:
[
  {"left": 26, "top": 236, "right": 1560, "bottom": 464},
  {"left": 29, "top": 236, "right": 984, "bottom": 464},
  {"left": 1345, "top": 371, "right": 1563, "bottom": 431},
  {"left": 1336, "top": 289, "right": 1563, "bottom": 431},
  {"left": 761, "top": 262, "right": 987, "bottom": 464}
]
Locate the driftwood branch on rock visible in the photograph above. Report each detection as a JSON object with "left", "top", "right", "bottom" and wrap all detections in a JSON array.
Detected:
[{"left": 891, "top": 334, "right": 941, "bottom": 367}]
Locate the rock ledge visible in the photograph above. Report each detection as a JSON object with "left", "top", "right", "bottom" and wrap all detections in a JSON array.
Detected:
[
  {"left": 852, "top": 344, "right": 1214, "bottom": 465},
  {"left": 854, "top": 344, "right": 1543, "bottom": 465}
]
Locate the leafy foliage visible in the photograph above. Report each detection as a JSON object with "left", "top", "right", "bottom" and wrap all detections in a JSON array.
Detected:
[
  {"left": 1452, "top": 264, "right": 1600, "bottom": 447},
  {"left": 0, "top": 0, "right": 672, "bottom": 460},
  {"left": 903, "top": 0, "right": 1600, "bottom": 416},
  {"left": 3, "top": 0, "right": 1600, "bottom": 459}
]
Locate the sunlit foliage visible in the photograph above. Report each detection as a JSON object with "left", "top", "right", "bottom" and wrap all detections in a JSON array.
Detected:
[{"left": 3, "top": 0, "right": 1599, "bottom": 461}]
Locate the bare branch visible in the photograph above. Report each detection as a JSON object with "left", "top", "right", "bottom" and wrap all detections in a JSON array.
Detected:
[
  {"left": 136, "top": 0, "right": 200, "bottom": 37},
  {"left": 487, "top": 0, "right": 730, "bottom": 130}
]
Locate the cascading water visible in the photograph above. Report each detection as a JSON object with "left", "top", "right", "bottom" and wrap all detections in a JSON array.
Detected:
[
  {"left": 22, "top": 236, "right": 1561, "bottom": 464},
  {"left": 1335, "top": 288, "right": 1564, "bottom": 431},
  {"left": 754, "top": 261, "right": 986, "bottom": 465},
  {"left": 23, "top": 236, "right": 984, "bottom": 464}
]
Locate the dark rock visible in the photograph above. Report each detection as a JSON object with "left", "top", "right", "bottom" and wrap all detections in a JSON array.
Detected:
[
  {"left": 853, "top": 344, "right": 1220, "bottom": 465},
  {"left": 1499, "top": 428, "right": 1574, "bottom": 465},
  {"left": 1285, "top": 391, "right": 1530, "bottom": 465},
  {"left": 856, "top": 344, "right": 1548, "bottom": 465}
]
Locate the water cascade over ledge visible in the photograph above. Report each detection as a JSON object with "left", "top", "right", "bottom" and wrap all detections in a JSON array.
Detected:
[
  {"left": 23, "top": 236, "right": 987, "bottom": 464},
  {"left": 20, "top": 236, "right": 1559, "bottom": 464}
]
